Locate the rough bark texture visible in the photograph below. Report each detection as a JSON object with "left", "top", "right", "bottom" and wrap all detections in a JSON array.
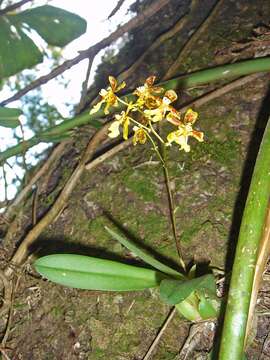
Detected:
[{"left": 1, "top": 0, "right": 270, "bottom": 358}]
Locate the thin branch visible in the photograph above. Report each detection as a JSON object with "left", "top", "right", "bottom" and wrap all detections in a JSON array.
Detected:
[
  {"left": 1, "top": 275, "right": 20, "bottom": 348},
  {"left": 163, "top": 0, "right": 224, "bottom": 80},
  {"left": 142, "top": 307, "right": 176, "bottom": 360},
  {"left": 0, "top": 269, "right": 12, "bottom": 317},
  {"left": 0, "top": 0, "right": 32, "bottom": 15},
  {"left": 2, "top": 165, "right": 8, "bottom": 203},
  {"left": 31, "top": 185, "right": 39, "bottom": 226},
  {"left": 0, "top": 0, "right": 171, "bottom": 106},
  {"left": 107, "top": 0, "right": 126, "bottom": 19},
  {"left": 75, "top": 56, "right": 94, "bottom": 115},
  {"left": 85, "top": 139, "right": 132, "bottom": 170}
]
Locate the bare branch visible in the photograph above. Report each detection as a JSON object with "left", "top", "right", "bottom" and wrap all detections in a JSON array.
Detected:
[
  {"left": 0, "top": 0, "right": 171, "bottom": 106},
  {"left": 107, "top": 0, "right": 126, "bottom": 19},
  {"left": 0, "top": 0, "right": 32, "bottom": 15},
  {"left": 75, "top": 55, "right": 94, "bottom": 114}
]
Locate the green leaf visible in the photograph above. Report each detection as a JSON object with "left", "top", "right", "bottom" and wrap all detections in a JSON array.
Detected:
[
  {"left": 15, "top": 5, "right": 87, "bottom": 47},
  {"left": 40, "top": 132, "right": 71, "bottom": 143},
  {"left": 0, "top": 106, "right": 22, "bottom": 128},
  {"left": 160, "top": 274, "right": 216, "bottom": 305},
  {"left": 105, "top": 226, "right": 183, "bottom": 279},
  {"left": 0, "top": 17, "right": 43, "bottom": 78},
  {"left": 34, "top": 254, "right": 164, "bottom": 291},
  {"left": 0, "top": 5, "right": 87, "bottom": 78},
  {"left": 198, "top": 294, "right": 219, "bottom": 319}
]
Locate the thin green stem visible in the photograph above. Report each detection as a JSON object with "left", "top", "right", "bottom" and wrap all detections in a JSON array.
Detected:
[
  {"left": 145, "top": 132, "right": 165, "bottom": 167},
  {"left": 149, "top": 122, "right": 165, "bottom": 144},
  {"left": 159, "top": 136, "right": 186, "bottom": 272}
]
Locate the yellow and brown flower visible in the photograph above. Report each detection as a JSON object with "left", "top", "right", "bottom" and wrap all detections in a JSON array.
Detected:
[
  {"left": 166, "top": 109, "right": 203, "bottom": 152},
  {"left": 144, "top": 90, "right": 178, "bottom": 122},
  {"left": 90, "top": 76, "right": 126, "bottom": 115},
  {"left": 132, "top": 126, "right": 148, "bottom": 145},
  {"left": 108, "top": 111, "right": 130, "bottom": 140}
]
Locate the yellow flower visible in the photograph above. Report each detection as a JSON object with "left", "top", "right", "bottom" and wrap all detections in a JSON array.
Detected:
[
  {"left": 166, "top": 108, "right": 203, "bottom": 152},
  {"left": 183, "top": 108, "right": 198, "bottom": 124},
  {"left": 134, "top": 76, "right": 164, "bottom": 109},
  {"left": 132, "top": 126, "right": 148, "bottom": 145},
  {"left": 144, "top": 90, "right": 178, "bottom": 122},
  {"left": 90, "top": 76, "right": 126, "bottom": 115},
  {"left": 108, "top": 111, "right": 130, "bottom": 140}
]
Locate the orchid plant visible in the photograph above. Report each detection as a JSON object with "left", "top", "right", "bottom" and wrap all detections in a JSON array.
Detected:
[{"left": 34, "top": 76, "right": 221, "bottom": 322}]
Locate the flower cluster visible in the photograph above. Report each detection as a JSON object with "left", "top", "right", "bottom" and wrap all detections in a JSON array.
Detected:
[{"left": 90, "top": 76, "right": 204, "bottom": 152}]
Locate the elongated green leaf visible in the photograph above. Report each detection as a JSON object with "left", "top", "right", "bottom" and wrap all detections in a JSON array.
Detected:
[
  {"left": 160, "top": 274, "right": 216, "bottom": 305},
  {"left": 15, "top": 5, "right": 87, "bottom": 47},
  {"left": 40, "top": 132, "right": 71, "bottom": 143},
  {"left": 0, "top": 106, "right": 22, "bottom": 128},
  {"left": 105, "top": 226, "right": 183, "bottom": 278},
  {"left": 219, "top": 118, "right": 270, "bottom": 359},
  {"left": 34, "top": 254, "right": 164, "bottom": 291}
]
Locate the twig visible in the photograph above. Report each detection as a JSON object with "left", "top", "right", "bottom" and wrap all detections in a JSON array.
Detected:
[
  {"left": 0, "top": 270, "right": 12, "bottom": 317},
  {"left": 19, "top": 121, "right": 28, "bottom": 186},
  {"left": 85, "top": 139, "right": 132, "bottom": 170},
  {"left": 4, "top": 141, "right": 68, "bottom": 222},
  {"left": 142, "top": 307, "right": 176, "bottom": 360},
  {"left": 163, "top": 0, "right": 224, "bottom": 80},
  {"left": 118, "top": 0, "right": 199, "bottom": 83},
  {"left": 2, "top": 165, "right": 8, "bottom": 203},
  {"left": 0, "top": 348, "right": 12, "bottom": 360},
  {"left": 4, "top": 122, "right": 112, "bottom": 277},
  {"left": 1, "top": 275, "right": 20, "bottom": 348},
  {"left": 107, "top": 0, "right": 126, "bottom": 19},
  {"left": 0, "top": 0, "right": 32, "bottom": 15},
  {"left": 75, "top": 55, "right": 94, "bottom": 114},
  {"left": 31, "top": 185, "right": 39, "bottom": 226},
  {"left": 0, "top": 0, "right": 171, "bottom": 106}
]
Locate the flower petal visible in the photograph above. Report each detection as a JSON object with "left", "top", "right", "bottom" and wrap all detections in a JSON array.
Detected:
[
  {"left": 133, "top": 127, "right": 147, "bottom": 145},
  {"left": 164, "top": 90, "right": 177, "bottom": 103},
  {"left": 146, "top": 76, "right": 156, "bottom": 86},
  {"left": 109, "top": 76, "right": 118, "bottom": 91},
  {"left": 116, "top": 81, "right": 126, "bottom": 91},
  {"left": 90, "top": 100, "right": 104, "bottom": 114},
  {"left": 99, "top": 89, "right": 108, "bottom": 97},
  {"left": 166, "top": 111, "right": 181, "bottom": 126},
  {"left": 123, "top": 118, "right": 130, "bottom": 140},
  {"left": 108, "top": 121, "right": 121, "bottom": 138},
  {"left": 191, "top": 130, "right": 204, "bottom": 142},
  {"left": 184, "top": 109, "right": 198, "bottom": 124}
]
